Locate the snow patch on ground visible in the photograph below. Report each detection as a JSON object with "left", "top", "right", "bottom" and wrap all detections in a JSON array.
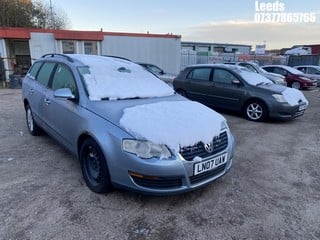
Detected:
[{"left": 120, "top": 101, "right": 226, "bottom": 152}]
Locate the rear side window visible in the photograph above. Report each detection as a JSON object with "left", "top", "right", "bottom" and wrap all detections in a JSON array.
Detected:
[
  {"left": 187, "top": 68, "right": 211, "bottom": 81},
  {"left": 28, "top": 62, "right": 43, "bottom": 79},
  {"left": 51, "top": 64, "right": 76, "bottom": 94},
  {"left": 308, "top": 67, "right": 320, "bottom": 74},
  {"left": 37, "top": 62, "right": 56, "bottom": 87}
]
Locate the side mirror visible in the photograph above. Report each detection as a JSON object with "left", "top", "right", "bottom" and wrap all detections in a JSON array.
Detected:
[
  {"left": 232, "top": 79, "right": 241, "bottom": 85},
  {"left": 54, "top": 88, "right": 76, "bottom": 100}
]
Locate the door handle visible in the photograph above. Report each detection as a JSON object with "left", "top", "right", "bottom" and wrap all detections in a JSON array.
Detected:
[
  {"left": 44, "top": 99, "right": 51, "bottom": 105},
  {"left": 29, "top": 89, "right": 34, "bottom": 94}
]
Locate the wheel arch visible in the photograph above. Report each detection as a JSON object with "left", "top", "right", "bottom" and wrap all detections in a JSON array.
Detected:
[
  {"left": 23, "top": 99, "right": 30, "bottom": 109},
  {"left": 175, "top": 88, "right": 188, "bottom": 98},
  {"left": 77, "top": 132, "right": 95, "bottom": 159},
  {"left": 242, "top": 97, "right": 269, "bottom": 118},
  {"left": 77, "top": 132, "right": 112, "bottom": 163},
  {"left": 242, "top": 97, "right": 268, "bottom": 110},
  {"left": 78, "top": 134, "right": 113, "bottom": 193}
]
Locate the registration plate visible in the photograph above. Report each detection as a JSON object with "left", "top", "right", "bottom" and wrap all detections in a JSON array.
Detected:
[
  {"left": 299, "top": 104, "right": 307, "bottom": 111},
  {"left": 194, "top": 153, "right": 227, "bottom": 175}
]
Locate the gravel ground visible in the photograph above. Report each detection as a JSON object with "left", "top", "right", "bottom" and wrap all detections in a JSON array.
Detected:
[{"left": 0, "top": 88, "right": 319, "bottom": 240}]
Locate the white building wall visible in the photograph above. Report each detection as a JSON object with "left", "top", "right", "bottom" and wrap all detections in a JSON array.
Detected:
[
  {"left": 102, "top": 36, "right": 181, "bottom": 74},
  {"left": 29, "top": 33, "right": 56, "bottom": 61},
  {"left": 0, "top": 39, "right": 6, "bottom": 58},
  {"left": 0, "top": 38, "right": 10, "bottom": 82}
]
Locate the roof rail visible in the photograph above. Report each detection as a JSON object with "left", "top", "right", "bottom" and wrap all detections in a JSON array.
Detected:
[
  {"left": 102, "top": 55, "right": 132, "bottom": 62},
  {"left": 41, "top": 53, "right": 74, "bottom": 62}
]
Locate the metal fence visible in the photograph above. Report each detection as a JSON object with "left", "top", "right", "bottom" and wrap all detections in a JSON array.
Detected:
[
  {"left": 181, "top": 51, "right": 288, "bottom": 69},
  {"left": 0, "top": 57, "right": 24, "bottom": 88}
]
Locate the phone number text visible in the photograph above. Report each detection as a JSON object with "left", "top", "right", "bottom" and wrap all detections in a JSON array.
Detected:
[{"left": 254, "top": 12, "right": 316, "bottom": 23}]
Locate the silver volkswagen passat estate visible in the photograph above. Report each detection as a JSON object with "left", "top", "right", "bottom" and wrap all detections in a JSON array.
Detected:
[{"left": 22, "top": 54, "right": 235, "bottom": 195}]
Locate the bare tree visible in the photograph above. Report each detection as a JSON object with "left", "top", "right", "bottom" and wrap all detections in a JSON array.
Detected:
[
  {"left": 32, "top": 1, "right": 69, "bottom": 29},
  {"left": 0, "top": 0, "right": 69, "bottom": 29},
  {"left": 0, "top": 0, "right": 34, "bottom": 27}
]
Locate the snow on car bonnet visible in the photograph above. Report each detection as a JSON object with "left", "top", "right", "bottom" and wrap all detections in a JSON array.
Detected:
[
  {"left": 120, "top": 101, "right": 226, "bottom": 152},
  {"left": 282, "top": 88, "right": 309, "bottom": 106},
  {"left": 70, "top": 54, "right": 174, "bottom": 100},
  {"left": 239, "top": 70, "right": 273, "bottom": 85}
]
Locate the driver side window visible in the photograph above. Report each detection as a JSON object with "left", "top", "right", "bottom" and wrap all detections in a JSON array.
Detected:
[
  {"left": 51, "top": 64, "right": 76, "bottom": 94},
  {"left": 213, "top": 69, "right": 238, "bottom": 84},
  {"left": 274, "top": 68, "right": 287, "bottom": 76},
  {"left": 297, "top": 67, "right": 306, "bottom": 73}
]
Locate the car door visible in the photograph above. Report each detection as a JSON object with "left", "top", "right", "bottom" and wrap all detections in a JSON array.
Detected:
[
  {"left": 185, "top": 67, "right": 213, "bottom": 105},
  {"left": 208, "top": 68, "right": 246, "bottom": 111},
  {"left": 28, "top": 62, "right": 56, "bottom": 129},
  {"left": 42, "top": 63, "right": 82, "bottom": 151}
]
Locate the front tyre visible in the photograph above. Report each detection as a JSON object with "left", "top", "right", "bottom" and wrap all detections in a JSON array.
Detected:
[
  {"left": 25, "top": 104, "right": 40, "bottom": 136},
  {"left": 80, "top": 138, "right": 112, "bottom": 193},
  {"left": 244, "top": 100, "right": 267, "bottom": 122},
  {"left": 291, "top": 81, "right": 301, "bottom": 89}
]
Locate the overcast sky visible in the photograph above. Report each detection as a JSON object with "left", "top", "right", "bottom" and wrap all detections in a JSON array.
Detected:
[{"left": 49, "top": 0, "right": 320, "bottom": 50}]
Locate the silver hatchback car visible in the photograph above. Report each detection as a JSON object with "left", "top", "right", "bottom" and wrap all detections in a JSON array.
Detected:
[{"left": 22, "top": 54, "right": 235, "bottom": 195}]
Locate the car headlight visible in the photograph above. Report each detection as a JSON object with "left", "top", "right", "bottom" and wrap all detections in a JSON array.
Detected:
[
  {"left": 275, "top": 76, "right": 284, "bottom": 81},
  {"left": 272, "top": 94, "right": 287, "bottom": 103},
  {"left": 221, "top": 120, "right": 228, "bottom": 130},
  {"left": 122, "top": 139, "right": 172, "bottom": 159}
]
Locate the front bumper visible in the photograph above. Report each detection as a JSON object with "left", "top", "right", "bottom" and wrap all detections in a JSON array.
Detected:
[
  {"left": 112, "top": 133, "right": 235, "bottom": 195},
  {"left": 269, "top": 102, "right": 307, "bottom": 120},
  {"left": 303, "top": 81, "right": 318, "bottom": 89}
]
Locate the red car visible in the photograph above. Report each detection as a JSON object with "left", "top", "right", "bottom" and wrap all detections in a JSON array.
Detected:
[{"left": 262, "top": 65, "right": 317, "bottom": 89}]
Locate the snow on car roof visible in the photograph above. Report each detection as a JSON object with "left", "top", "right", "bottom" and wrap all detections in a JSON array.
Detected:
[
  {"left": 294, "top": 65, "right": 320, "bottom": 70},
  {"left": 120, "top": 100, "right": 226, "bottom": 151},
  {"left": 277, "top": 65, "right": 304, "bottom": 75},
  {"left": 264, "top": 65, "right": 304, "bottom": 75},
  {"left": 69, "top": 54, "right": 174, "bottom": 100}
]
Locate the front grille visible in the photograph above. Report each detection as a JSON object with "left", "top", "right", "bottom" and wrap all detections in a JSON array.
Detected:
[
  {"left": 189, "top": 163, "right": 226, "bottom": 185},
  {"left": 179, "top": 131, "right": 228, "bottom": 161},
  {"left": 131, "top": 175, "right": 183, "bottom": 189},
  {"left": 295, "top": 110, "right": 305, "bottom": 117}
]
